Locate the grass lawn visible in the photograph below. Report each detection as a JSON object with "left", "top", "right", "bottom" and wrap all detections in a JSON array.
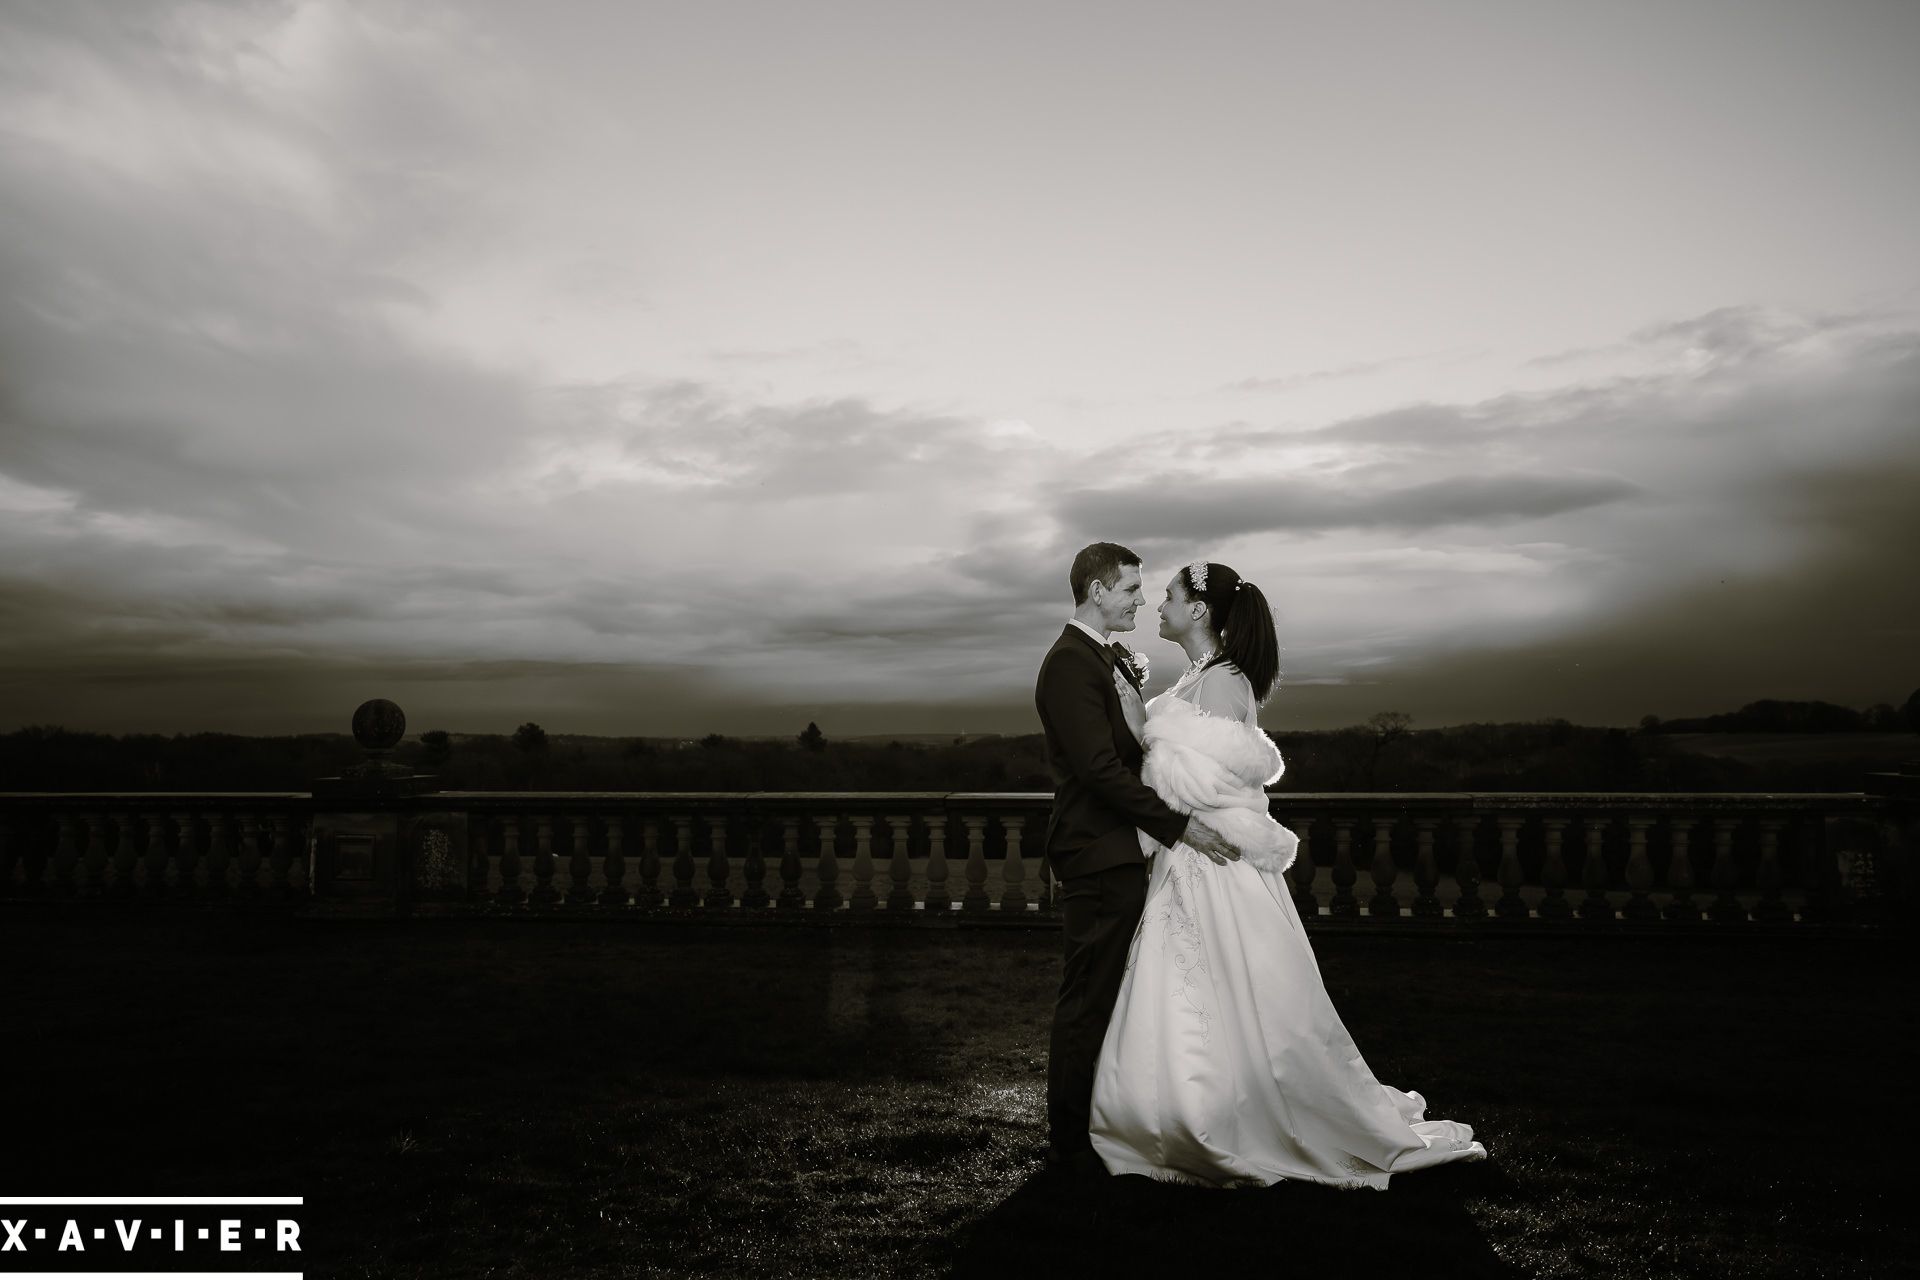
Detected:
[{"left": 2, "top": 910, "right": 1905, "bottom": 1279}]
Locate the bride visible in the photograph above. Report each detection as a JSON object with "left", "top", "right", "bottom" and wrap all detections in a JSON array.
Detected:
[{"left": 1089, "top": 560, "right": 1488, "bottom": 1189}]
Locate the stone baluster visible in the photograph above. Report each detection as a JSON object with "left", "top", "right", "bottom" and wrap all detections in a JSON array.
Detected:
[
  {"left": 81, "top": 813, "right": 110, "bottom": 896},
  {"left": 1329, "top": 819, "right": 1358, "bottom": 918},
  {"left": 170, "top": 812, "right": 198, "bottom": 897},
  {"left": 740, "top": 814, "right": 770, "bottom": 909},
  {"left": 1708, "top": 820, "right": 1743, "bottom": 922},
  {"left": 26, "top": 820, "right": 46, "bottom": 894},
  {"left": 1537, "top": 817, "right": 1573, "bottom": 919},
  {"left": 14, "top": 821, "right": 34, "bottom": 893},
  {"left": 530, "top": 815, "right": 560, "bottom": 905},
  {"left": 111, "top": 812, "right": 140, "bottom": 897},
  {"left": 1494, "top": 816, "right": 1528, "bottom": 920},
  {"left": 18, "top": 821, "right": 36, "bottom": 893},
  {"left": 280, "top": 816, "right": 306, "bottom": 896},
  {"left": 1367, "top": 816, "right": 1400, "bottom": 918},
  {"left": 473, "top": 819, "right": 499, "bottom": 901},
  {"left": 777, "top": 818, "right": 804, "bottom": 909},
  {"left": 924, "top": 817, "right": 951, "bottom": 913},
  {"left": 49, "top": 814, "right": 80, "bottom": 895},
  {"left": 24, "top": 818, "right": 53, "bottom": 894},
  {"left": 638, "top": 818, "right": 663, "bottom": 909},
  {"left": 497, "top": 818, "right": 527, "bottom": 904},
  {"left": 1001, "top": 817, "right": 1028, "bottom": 912},
  {"left": 263, "top": 813, "right": 292, "bottom": 899},
  {"left": 6, "top": 821, "right": 24, "bottom": 894},
  {"left": 885, "top": 815, "right": 915, "bottom": 911},
  {"left": 567, "top": 814, "right": 597, "bottom": 906},
  {"left": 1411, "top": 818, "right": 1442, "bottom": 918},
  {"left": 16, "top": 820, "right": 36, "bottom": 893},
  {"left": 1799, "top": 816, "right": 1834, "bottom": 925},
  {"left": 1451, "top": 818, "right": 1486, "bottom": 920},
  {"left": 4, "top": 821, "right": 27, "bottom": 893},
  {"left": 813, "top": 816, "right": 842, "bottom": 911},
  {"left": 235, "top": 815, "right": 264, "bottom": 898},
  {"left": 141, "top": 812, "right": 170, "bottom": 896},
  {"left": 1753, "top": 818, "right": 1790, "bottom": 923},
  {"left": 600, "top": 817, "right": 630, "bottom": 907},
  {"left": 705, "top": 815, "right": 734, "bottom": 910},
  {"left": 247, "top": 813, "right": 272, "bottom": 897},
  {"left": 849, "top": 816, "right": 877, "bottom": 911},
  {"left": 585, "top": 816, "right": 609, "bottom": 903},
  {"left": 1622, "top": 816, "right": 1658, "bottom": 921},
  {"left": 670, "top": 817, "right": 699, "bottom": 908},
  {"left": 253, "top": 814, "right": 278, "bottom": 895},
  {"left": 962, "top": 816, "right": 990, "bottom": 912},
  {"left": 12, "top": 820, "right": 30, "bottom": 893},
  {"left": 1577, "top": 817, "right": 1612, "bottom": 922},
  {"left": 205, "top": 812, "right": 236, "bottom": 898},
  {"left": 1289, "top": 817, "right": 1318, "bottom": 920},
  {"left": 1663, "top": 818, "right": 1700, "bottom": 922}
]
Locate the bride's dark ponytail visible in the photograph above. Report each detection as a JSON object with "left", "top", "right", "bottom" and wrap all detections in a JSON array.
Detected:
[{"left": 1186, "top": 561, "right": 1280, "bottom": 702}]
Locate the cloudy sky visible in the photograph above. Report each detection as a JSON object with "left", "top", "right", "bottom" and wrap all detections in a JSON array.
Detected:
[{"left": 2, "top": 0, "right": 1917, "bottom": 737}]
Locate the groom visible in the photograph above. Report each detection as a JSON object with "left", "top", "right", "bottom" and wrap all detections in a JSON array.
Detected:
[{"left": 1035, "top": 541, "right": 1236, "bottom": 1174}]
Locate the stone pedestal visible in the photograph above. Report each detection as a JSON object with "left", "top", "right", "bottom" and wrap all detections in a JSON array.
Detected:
[
  {"left": 303, "top": 699, "right": 445, "bottom": 918},
  {"left": 1864, "top": 765, "right": 1919, "bottom": 933}
]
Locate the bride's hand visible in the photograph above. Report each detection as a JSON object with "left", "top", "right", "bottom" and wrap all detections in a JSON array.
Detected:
[{"left": 1115, "top": 672, "right": 1147, "bottom": 743}]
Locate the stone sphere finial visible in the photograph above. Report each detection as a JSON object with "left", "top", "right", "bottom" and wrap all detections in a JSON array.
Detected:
[{"left": 352, "top": 699, "right": 406, "bottom": 752}]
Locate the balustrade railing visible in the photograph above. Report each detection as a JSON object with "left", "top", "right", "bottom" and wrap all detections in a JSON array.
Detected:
[{"left": 0, "top": 789, "right": 1894, "bottom": 929}]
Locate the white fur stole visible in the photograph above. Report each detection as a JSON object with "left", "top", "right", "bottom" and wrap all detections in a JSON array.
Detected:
[{"left": 1136, "top": 698, "right": 1298, "bottom": 874}]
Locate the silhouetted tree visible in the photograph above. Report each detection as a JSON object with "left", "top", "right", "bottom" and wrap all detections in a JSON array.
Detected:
[
  {"left": 1362, "top": 711, "right": 1413, "bottom": 787},
  {"left": 1638, "top": 715, "right": 1662, "bottom": 734},
  {"left": 512, "top": 722, "right": 548, "bottom": 753},
  {"left": 1864, "top": 703, "right": 1903, "bottom": 731},
  {"left": 1906, "top": 688, "right": 1920, "bottom": 733},
  {"left": 419, "top": 730, "right": 451, "bottom": 764},
  {"left": 798, "top": 721, "right": 827, "bottom": 752}
]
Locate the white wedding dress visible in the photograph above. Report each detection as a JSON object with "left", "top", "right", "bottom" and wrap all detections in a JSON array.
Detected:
[{"left": 1089, "top": 662, "right": 1488, "bottom": 1189}]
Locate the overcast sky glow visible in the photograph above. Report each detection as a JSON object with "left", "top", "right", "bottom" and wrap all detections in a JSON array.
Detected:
[{"left": 3, "top": 0, "right": 1917, "bottom": 736}]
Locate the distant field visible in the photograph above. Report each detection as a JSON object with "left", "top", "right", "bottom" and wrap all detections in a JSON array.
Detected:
[{"left": 1662, "top": 732, "right": 1920, "bottom": 767}]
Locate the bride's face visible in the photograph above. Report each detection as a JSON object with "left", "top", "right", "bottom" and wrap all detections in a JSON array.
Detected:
[{"left": 1158, "top": 575, "right": 1203, "bottom": 641}]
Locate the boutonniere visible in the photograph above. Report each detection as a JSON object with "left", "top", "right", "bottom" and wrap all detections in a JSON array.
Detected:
[{"left": 1114, "top": 644, "right": 1149, "bottom": 689}]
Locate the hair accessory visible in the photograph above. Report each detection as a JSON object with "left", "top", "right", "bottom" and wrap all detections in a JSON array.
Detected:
[{"left": 1187, "top": 560, "right": 1209, "bottom": 592}]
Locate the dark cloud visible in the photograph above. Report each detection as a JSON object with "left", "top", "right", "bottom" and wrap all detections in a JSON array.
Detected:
[
  {"left": 1306, "top": 458, "right": 1920, "bottom": 727},
  {"left": 1527, "top": 304, "right": 1891, "bottom": 369},
  {"left": 1058, "top": 471, "right": 1642, "bottom": 542}
]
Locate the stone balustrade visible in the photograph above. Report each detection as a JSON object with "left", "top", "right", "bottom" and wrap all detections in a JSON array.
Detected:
[{"left": 0, "top": 789, "right": 1895, "bottom": 929}]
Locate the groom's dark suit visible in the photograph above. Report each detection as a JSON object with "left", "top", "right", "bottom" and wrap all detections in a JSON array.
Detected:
[{"left": 1035, "top": 624, "right": 1192, "bottom": 1160}]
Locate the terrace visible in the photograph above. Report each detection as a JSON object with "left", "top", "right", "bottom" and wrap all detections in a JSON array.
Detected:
[{"left": 3, "top": 702, "right": 1911, "bottom": 1277}]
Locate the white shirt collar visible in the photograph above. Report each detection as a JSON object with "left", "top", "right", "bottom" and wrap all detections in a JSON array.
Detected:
[{"left": 1067, "top": 618, "right": 1110, "bottom": 647}]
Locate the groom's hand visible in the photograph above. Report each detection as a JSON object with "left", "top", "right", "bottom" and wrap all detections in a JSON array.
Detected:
[
  {"left": 1182, "top": 816, "right": 1241, "bottom": 866},
  {"left": 1114, "top": 672, "right": 1147, "bottom": 743}
]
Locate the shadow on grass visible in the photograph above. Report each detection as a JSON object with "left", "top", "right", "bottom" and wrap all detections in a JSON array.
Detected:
[
  {"left": 3, "top": 912, "right": 1907, "bottom": 1278},
  {"left": 950, "top": 1160, "right": 1521, "bottom": 1279}
]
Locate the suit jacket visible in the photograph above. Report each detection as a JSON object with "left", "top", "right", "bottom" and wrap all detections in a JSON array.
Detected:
[{"left": 1035, "top": 625, "right": 1191, "bottom": 880}]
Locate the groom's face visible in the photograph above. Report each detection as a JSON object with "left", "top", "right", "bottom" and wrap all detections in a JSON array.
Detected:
[{"left": 1093, "top": 564, "right": 1145, "bottom": 633}]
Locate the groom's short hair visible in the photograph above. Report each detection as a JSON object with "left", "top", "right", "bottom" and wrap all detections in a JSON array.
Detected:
[{"left": 1070, "top": 542, "right": 1141, "bottom": 605}]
